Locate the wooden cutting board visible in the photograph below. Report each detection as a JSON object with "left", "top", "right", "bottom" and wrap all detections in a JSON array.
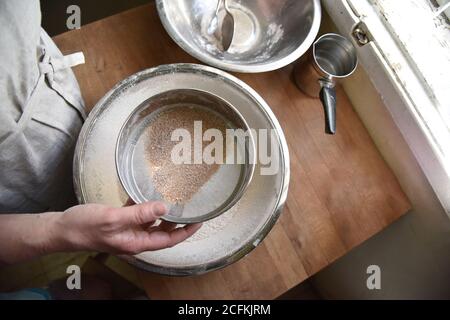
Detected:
[{"left": 54, "top": 2, "right": 410, "bottom": 299}]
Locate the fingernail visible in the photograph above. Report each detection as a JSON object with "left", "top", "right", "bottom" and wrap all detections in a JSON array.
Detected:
[{"left": 154, "top": 202, "right": 167, "bottom": 216}]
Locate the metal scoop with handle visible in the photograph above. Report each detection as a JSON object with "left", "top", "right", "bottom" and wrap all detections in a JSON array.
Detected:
[{"left": 294, "top": 33, "right": 358, "bottom": 134}]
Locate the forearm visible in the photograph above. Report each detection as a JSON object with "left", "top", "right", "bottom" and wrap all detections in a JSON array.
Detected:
[
  {"left": 0, "top": 212, "right": 70, "bottom": 265},
  {"left": 0, "top": 202, "right": 201, "bottom": 265}
]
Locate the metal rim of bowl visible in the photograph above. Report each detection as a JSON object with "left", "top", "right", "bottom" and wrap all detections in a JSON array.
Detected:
[
  {"left": 73, "top": 63, "right": 290, "bottom": 275},
  {"left": 156, "top": 0, "right": 322, "bottom": 73},
  {"left": 114, "top": 88, "right": 257, "bottom": 224}
]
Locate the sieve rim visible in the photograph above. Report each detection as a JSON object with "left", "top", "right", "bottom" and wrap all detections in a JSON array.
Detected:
[{"left": 115, "top": 88, "right": 256, "bottom": 224}]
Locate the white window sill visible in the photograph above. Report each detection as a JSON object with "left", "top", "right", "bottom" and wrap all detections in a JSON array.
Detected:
[{"left": 323, "top": 0, "right": 450, "bottom": 218}]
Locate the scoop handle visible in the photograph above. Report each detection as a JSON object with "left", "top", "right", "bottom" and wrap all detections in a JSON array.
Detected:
[{"left": 319, "top": 86, "right": 337, "bottom": 135}]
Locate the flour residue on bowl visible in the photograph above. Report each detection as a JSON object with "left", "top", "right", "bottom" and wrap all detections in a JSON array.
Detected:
[
  {"left": 197, "top": 2, "right": 271, "bottom": 57},
  {"left": 144, "top": 105, "right": 227, "bottom": 204},
  {"left": 267, "top": 23, "right": 284, "bottom": 49},
  {"left": 198, "top": 10, "right": 284, "bottom": 60},
  {"left": 186, "top": 202, "right": 238, "bottom": 242},
  {"left": 251, "top": 22, "right": 284, "bottom": 62}
]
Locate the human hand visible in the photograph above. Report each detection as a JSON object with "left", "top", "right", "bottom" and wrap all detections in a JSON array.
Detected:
[{"left": 54, "top": 202, "right": 202, "bottom": 255}]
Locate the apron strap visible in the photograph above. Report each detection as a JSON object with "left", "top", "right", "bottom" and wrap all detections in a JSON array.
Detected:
[
  {"left": 39, "top": 50, "right": 85, "bottom": 78},
  {"left": 39, "top": 52, "right": 85, "bottom": 73},
  {"left": 38, "top": 50, "right": 87, "bottom": 120}
]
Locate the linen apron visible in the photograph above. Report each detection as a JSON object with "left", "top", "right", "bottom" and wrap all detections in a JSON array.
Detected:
[{"left": 0, "top": 1, "right": 86, "bottom": 213}]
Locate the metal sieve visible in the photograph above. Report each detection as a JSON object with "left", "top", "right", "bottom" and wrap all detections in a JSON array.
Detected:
[{"left": 115, "top": 88, "right": 256, "bottom": 224}]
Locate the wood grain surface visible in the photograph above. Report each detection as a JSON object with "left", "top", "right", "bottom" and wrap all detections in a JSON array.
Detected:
[{"left": 54, "top": 2, "right": 411, "bottom": 299}]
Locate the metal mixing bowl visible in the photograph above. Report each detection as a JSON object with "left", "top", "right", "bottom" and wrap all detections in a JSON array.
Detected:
[
  {"left": 74, "top": 63, "right": 290, "bottom": 275},
  {"left": 115, "top": 88, "right": 256, "bottom": 224},
  {"left": 156, "top": 0, "right": 321, "bottom": 73}
]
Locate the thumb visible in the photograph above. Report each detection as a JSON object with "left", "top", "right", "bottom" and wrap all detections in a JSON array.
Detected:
[{"left": 120, "top": 202, "right": 167, "bottom": 225}]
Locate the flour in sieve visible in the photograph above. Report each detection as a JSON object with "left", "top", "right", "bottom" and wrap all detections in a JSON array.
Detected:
[{"left": 144, "top": 106, "right": 227, "bottom": 205}]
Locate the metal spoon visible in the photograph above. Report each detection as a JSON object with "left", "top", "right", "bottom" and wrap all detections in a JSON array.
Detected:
[
  {"left": 208, "top": 0, "right": 234, "bottom": 51},
  {"left": 221, "top": 0, "right": 234, "bottom": 51}
]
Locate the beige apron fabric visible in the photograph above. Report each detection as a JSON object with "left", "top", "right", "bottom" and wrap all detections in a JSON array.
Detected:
[{"left": 0, "top": 1, "right": 86, "bottom": 213}]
